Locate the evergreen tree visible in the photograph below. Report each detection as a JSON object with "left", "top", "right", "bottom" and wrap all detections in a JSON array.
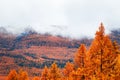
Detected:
[
  {"left": 49, "top": 62, "right": 61, "bottom": 80},
  {"left": 74, "top": 44, "right": 87, "bottom": 68},
  {"left": 87, "top": 23, "right": 119, "bottom": 79},
  {"left": 32, "top": 76, "right": 39, "bottom": 80},
  {"left": 18, "top": 69, "right": 29, "bottom": 80},
  {"left": 41, "top": 66, "right": 49, "bottom": 80},
  {"left": 6, "top": 70, "right": 18, "bottom": 80},
  {"left": 63, "top": 62, "right": 74, "bottom": 79}
]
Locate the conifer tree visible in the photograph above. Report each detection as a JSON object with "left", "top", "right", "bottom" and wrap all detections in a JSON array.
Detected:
[
  {"left": 74, "top": 44, "right": 87, "bottom": 80},
  {"left": 41, "top": 66, "right": 49, "bottom": 80},
  {"left": 32, "top": 76, "right": 39, "bottom": 80},
  {"left": 18, "top": 69, "right": 29, "bottom": 80},
  {"left": 74, "top": 44, "right": 87, "bottom": 68},
  {"left": 63, "top": 62, "right": 74, "bottom": 79},
  {"left": 87, "top": 23, "right": 119, "bottom": 79},
  {"left": 49, "top": 62, "right": 61, "bottom": 80},
  {"left": 6, "top": 70, "right": 18, "bottom": 80}
]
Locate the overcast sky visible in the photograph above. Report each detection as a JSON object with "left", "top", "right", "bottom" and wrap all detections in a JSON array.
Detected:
[{"left": 0, "top": 0, "right": 120, "bottom": 38}]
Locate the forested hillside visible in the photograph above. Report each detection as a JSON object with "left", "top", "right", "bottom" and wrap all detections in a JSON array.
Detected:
[
  {"left": 4, "top": 23, "right": 120, "bottom": 80},
  {"left": 110, "top": 29, "right": 120, "bottom": 44},
  {"left": 0, "top": 27, "right": 92, "bottom": 76}
]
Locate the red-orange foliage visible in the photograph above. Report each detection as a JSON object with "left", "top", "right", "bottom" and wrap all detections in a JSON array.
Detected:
[
  {"left": 41, "top": 66, "right": 49, "bottom": 80},
  {"left": 6, "top": 70, "right": 18, "bottom": 80},
  {"left": 32, "top": 76, "right": 40, "bottom": 80},
  {"left": 18, "top": 69, "right": 29, "bottom": 80},
  {"left": 63, "top": 62, "right": 74, "bottom": 79},
  {"left": 86, "top": 23, "right": 119, "bottom": 79},
  {"left": 49, "top": 62, "right": 61, "bottom": 80},
  {"left": 5, "top": 23, "right": 120, "bottom": 80},
  {"left": 6, "top": 69, "right": 29, "bottom": 80},
  {"left": 74, "top": 44, "right": 87, "bottom": 68}
]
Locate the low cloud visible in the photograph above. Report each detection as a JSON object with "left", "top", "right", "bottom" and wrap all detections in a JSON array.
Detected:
[{"left": 0, "top": 0, "right": 120, "bottom": 38}]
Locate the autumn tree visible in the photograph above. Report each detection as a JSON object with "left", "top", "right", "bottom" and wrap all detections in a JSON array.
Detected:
[
  {"left": 63, "top": 62, "right": 74, "bottom": 79},
  {"left": 49, "top": 62, "right": 61, "bottom": 80},
  {"left": 69, "top": 70, "right": 77, "bottom": 80},
  {"left": 32, "top": 76, "right": 40, "bottom": 80},
  {"left": 74, "top": 44, "right": 87, "bottom": 80},
  {"left": 68, "top": 69, "right": 85, "bottom": 80},
  {"left": 18, "top": 69, "right": 29, "bottom": 80},
  {"left": 87, "top": 23, "right": 119, "bottom": 79},
  {"left": 41, "top": 66, "right": 49, "bottom": 80},
  {"left": 109, "top": 41, "right": 120, "bottom": 79},
  {"left": 74, "top": 44, "right": 87, "bottom": 68},
  {"left": 6, "top": 70, "right": 18, "bottom": 80}
]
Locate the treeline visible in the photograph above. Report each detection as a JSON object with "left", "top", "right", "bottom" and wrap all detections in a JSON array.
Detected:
[
  {"left": 1, "top": 25, "right": 120, "bottom": 50},
  {"left": 6, "top": 23, "right": 120, "bottom": 80},
  {"left": 0, "top": 27, "right": 91, "bottom": 50},
  {"left": 110, "top": 28, "right": 120, "bottom": 44},
  {"left": 12, "top": 34, "right": 90, "bottom": 49},
  {"left": 0, "top": 52, "right": 71, "bottom": 68}
]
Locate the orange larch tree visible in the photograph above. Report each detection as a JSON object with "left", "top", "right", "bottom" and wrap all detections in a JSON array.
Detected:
[
  {"left": 110, "top": 41, "right": 120, "bottom": 79},
  {"left": 18, "top": 69, "right": 29, "bottom": 80},
  {"left": 63, "top": 61, "right": 74, "bottom": 79},
  {"left": 49, "top": 62, "right": 61, "bottom": 80},
  {"left": 74, "top": 44, "right": 87, "bottom": 68},
  {"left": 6, "top": 70, "right": 18, "bottom": 80},
  {"left": 32, "top": 76, "right": 40, "bottom": 80},
  {"left": 41, "top": 66, "right": 49, "bottom": 80},
  {"left": 74, "top": 44, "right": 87, "bottom": 80},
  {"left": 87, "top": 23, "right": 119, "bottom": 79}
]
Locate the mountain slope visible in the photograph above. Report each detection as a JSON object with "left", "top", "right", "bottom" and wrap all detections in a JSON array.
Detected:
[
  {"left": 0, "top": 28, "right": 92, "bottom": 76},
  {"left": 1, "top": 27, "right": 120, "bottom": 76}
]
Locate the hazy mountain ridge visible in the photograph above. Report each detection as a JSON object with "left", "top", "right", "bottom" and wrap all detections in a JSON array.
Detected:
[
  {"left": 110, "top": 29, "right": 120, "bottom": 44},
  {"left": 0, "top": 27, "right": 92, "bottom": 76},
  {"left": 0, "top": 27, "right": 92, "bottom": 50},
  {"left": 0, "top": 27, "right": 120, "bottom": 76}
]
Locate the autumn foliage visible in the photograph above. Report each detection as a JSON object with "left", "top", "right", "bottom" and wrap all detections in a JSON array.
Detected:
[
  {"left": 41, "top": 66, "right": 49, "bottom": 80},
  {"left": 6, "top": 23, "right": 120, "bottom": 80},
  {"left": 6, "top": 70, "right": 18, "bottom": 80},
  {"left": 32, "top": 77, "right": 39, "bottom": 80},
  {"left": 74, "top": 44, "right": 86, "bottom": 68},
  {"left": 6, "top": 69, "right": 29, "bottom": 80}
]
